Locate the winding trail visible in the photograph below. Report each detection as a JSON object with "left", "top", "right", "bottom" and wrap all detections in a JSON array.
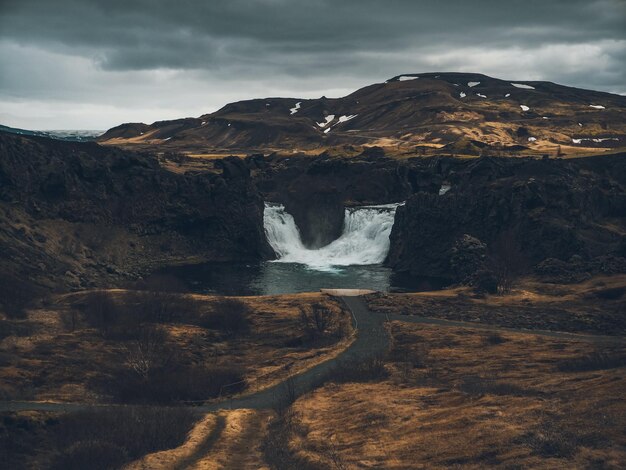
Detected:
[
  {"left": 0, "top": 294, "right": 623, "bottom": 413},
  {"left": 200, "top": 295, "right": 388, "bottom": 411}
]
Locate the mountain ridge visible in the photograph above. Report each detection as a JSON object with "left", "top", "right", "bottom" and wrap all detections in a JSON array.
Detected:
[{"left": 98, "top": 72, "right": 626, "bottom": 155}]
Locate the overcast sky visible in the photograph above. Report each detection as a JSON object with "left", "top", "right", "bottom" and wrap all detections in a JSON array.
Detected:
[{"left": 1, "top": 0, "right": 625, "bottom": 130}]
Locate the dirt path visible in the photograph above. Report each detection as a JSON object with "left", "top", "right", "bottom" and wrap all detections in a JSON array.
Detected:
[
  {"left": 1, "top": 295, "right": 623, "bottom": 413},
  {"left": 190, "top": 410, "right": 269, "bottom": 469}
]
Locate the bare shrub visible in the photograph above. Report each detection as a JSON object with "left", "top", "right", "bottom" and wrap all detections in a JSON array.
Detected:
[
  {"left": 299, "top": 303, "right": 337, "bottom": 342},
  {"left": 49, "top": 440, "right": 128, "bottom": 470},
  {"left": 60, "top": 309, "right": 79, "bottom": 332},
  {"left": 122, "top": 325, "right": 172, "bottom": 380},
  {"left": 103, "top": 326, "right": 246, "bottom": 404},
  {"left": 483, "top": 332, "right": 506, "bottom": 345},
  {"left": 0, "top": 319, "right": 35, "bottom": 340},
  {"left": 125, "top": 290, "right": 200, "bottom": 325},
  {"left": 557, "top": 351, "right": 626, "bottom": 372},
  {"left": 197, "top": 298, "right": 250, "bottom": 336},
  {"left": 0, "top": 272, "right": 43, "bottom": 319},
  {"left": 262, "top": 410, "right": 324, "bottom": 470},
  {"left": 326, "top": 356, "right": 388, "bottom": 385},
  {"left": 520, "top": 416, "right": 580, "bottom": 458},
  {"left": 47, "top": 407, "right": 197, "bottom": 469},
  {"left": 80, "top": 291, "right": 126, "bottom": 337},
  {"left": 488, "top": 228, "right": 527, "bottom": 294}
]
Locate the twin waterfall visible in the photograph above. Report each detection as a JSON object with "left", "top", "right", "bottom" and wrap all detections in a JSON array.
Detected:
[{"left": 263, "top": 202, "right": 401, "bottom": 271}]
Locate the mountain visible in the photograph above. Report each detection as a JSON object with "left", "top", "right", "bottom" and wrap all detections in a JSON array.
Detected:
[{"left": 98, "top": 72, "right": 626, "bottom": 155}]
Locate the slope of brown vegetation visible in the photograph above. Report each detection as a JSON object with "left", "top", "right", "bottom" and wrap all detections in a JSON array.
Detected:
[
  {"left": 286, "top": 322, "right": 626, "bottom": 469},
  {"left": 98, "top": 73, "right": 626, "bottom": 156},
  {"left": 0, "top": 291, "right": 352, "bottom": 404},
  {"left": 367, "top": 276, "right": 626, "bottom": 335}
]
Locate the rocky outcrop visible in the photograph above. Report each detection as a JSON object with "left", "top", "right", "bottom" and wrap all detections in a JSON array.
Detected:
[
  {"left": 0, "top": 131, "right": 272, "bottom": 290},
  {"left": 386, "top": 155, "right": 626, "bottom": 281},
  {"left": 535, "top": 255, "right": 626, "bottom": 284}
]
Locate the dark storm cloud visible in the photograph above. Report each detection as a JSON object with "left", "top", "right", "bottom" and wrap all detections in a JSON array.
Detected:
[{"left": 0, "top": 0, "right": 624, "bottom": 128}]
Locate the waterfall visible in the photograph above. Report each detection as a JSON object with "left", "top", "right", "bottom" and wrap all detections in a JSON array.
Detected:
[{"left": 263, "top": 202, "right": 401, "bottom": 271}]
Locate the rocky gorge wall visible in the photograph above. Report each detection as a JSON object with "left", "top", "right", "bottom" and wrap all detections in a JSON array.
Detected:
[
  {"left": 0, "top": 132, "right": 272, "bottom": 292},
  {"left": 386, "top": 155, "right": 626, "bottom": 282}
]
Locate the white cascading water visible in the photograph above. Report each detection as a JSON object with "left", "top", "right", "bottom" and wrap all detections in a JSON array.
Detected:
[{"left": 263, "top": 202, "right": 401, "bottom": 271}]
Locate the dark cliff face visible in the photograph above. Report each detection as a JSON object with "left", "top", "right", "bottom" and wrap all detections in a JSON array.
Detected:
[
  {"left": 0, "top": 132, "right": 272, "bottom": 289},
  {"left": 386, "top": 155, "right": 626, "bottom": 280}
]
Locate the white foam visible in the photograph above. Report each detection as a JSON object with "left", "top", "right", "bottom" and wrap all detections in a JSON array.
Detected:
[
  {"left": 468, "top": 81, "right": 480, "bottom": 87},
  {"left": 263, "top": 203, "right": 401, "bottom": 270},
  {"left": 324, "top": 128, "right": 331, "bottom": 134},
  {"left": 505, "top": 93, "right": 511, "bottom": 97},
  {"left": 520, "top": 105, "right": 530, "bottom": 111},
  {"left": 589, "top": 105, "right": 605, "bottom": 109},
  {"left": 317, "top": 115, "right": 335, "bottom": 128},
  {"left": 511, "top": 83, "right": 535, "bottom": 89},
  {"left": 398, "top": 75, "right": 419, "bottom": 81},
  {"left": 289, "top": 101, "right": 301, "bottom": 115},
  {"left": 476, "top": 93, "right": 487, "bottom": 98},
  {"left": 439, "top": 184, "right": 451, "bottom": 195},
  {"left": 459, "top": 92, "right": 467, "bottom": 98},
  {"left": 542, "top": 116, "right": 549, "bottom": 119},
  {"left": 572, "top": 138, "right": 583, "bottom": 144},
  {"left": 578, "top": 123, "right": 583, "bottom": 127}
]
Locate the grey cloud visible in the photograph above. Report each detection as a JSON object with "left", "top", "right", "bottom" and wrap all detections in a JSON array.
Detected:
[{"left": 0, "top": 0, "right": 624, "bottom": 128}]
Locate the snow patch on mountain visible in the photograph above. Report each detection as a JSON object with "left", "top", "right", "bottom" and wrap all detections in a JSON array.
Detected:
[
  {"left": 290, "top": 102, "right": 301, "bottom": 115},
  {"left": 511, "top": 83, "right": 535, "bottom": 90},
  {"left": 317, "top": 115, "right": 335, "bottom": 128},
  {"left": 337, "top": 114, "right": 357, "bottom": 123},
  {"left": 572, "top": 137, "right": 618, "bottom": 144}
]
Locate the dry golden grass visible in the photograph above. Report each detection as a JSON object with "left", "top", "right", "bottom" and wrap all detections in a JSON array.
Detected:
[
  {"left": 125, "top": 409, "right": 272, "bottom": 470},
  {"left": 288, "top": 322, "right": 626, "bottom": 469},
  {"left": 0, "top": 291, "right": 352, "bottom": 403},
  {"left": 367, "top": 275, "right": 626, "bottom": 335}
]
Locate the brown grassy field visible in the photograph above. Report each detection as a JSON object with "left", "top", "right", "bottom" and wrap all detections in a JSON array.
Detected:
[
  {"left": 367, "top": 275, "right": 626, "bottom": 335},
  {"left": 0, "top": 291, "right": 352, "bottom": 404},
  {"left": 2, "top": 277, "right": 625, "bottom": 468},
  {"left": 287, "top": 321, "right": 626, "bottom": 469}
]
